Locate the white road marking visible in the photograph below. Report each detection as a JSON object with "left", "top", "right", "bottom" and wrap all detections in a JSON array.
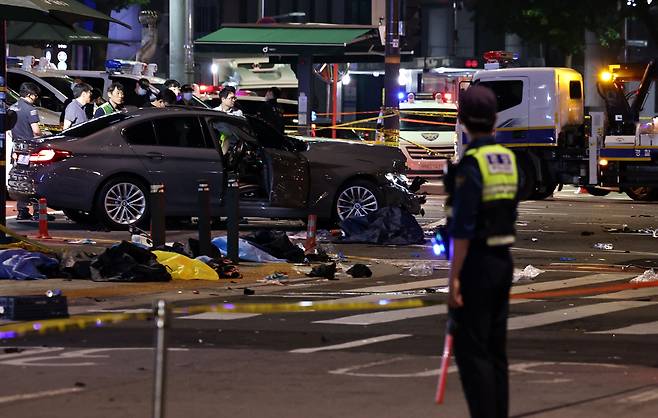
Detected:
[
  {"left": 290, "top": 334, "right": 411, "bottom": 354},
  {"left": 178, "top": 312, "right": 261, "bottom": 320},
  {"left": 512, "top": 273, "right": 634, "bottom": 295},
  {"left": 617, "top": 388, "right": 658, "bottom": 403},
  {"left": 0, "top": 347, "right": 64, "bottom": 360},
  {"left": 0, "top": 387, "right": 84, "bottom": 404},
  {"left": 348, "top": 278, "right": 448, "bottom": 293},
  {"left": 508, "top": 301, "right": 658, "bottom": 330},
  {"left": 0, "top": 347, "right": 188, "bottom": 367},
  {"left": 591, "top": 320, "right": 658, "bottom": 335},
  {"left": 314, "top": 305, "right": 448, "bottom": 325}
]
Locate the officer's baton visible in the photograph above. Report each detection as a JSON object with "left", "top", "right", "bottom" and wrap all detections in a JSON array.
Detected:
[{"left": 435, "top": 321, "right": 454, "bottom": 404}]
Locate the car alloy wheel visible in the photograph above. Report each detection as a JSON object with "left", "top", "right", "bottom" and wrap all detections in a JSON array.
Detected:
[
  {"left": 104, "top": 182, "right": 147, "bottom": 225},
  {"left": 337, "top": 185, "right": 379, "bottom": 220}
]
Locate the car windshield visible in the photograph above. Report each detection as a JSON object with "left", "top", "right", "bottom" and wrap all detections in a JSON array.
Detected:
[
  {"left": 62, "top": 113, "right": 133, "bottom": 137},
  {"left": 400, "top": 108, "right": 457, "bottom": 132},
  {"left": 41, "top": 76, "right": 75, "bottom": 99}
]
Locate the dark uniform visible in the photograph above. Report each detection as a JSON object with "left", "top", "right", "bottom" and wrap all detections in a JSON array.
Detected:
[
  {"left": 445, "top": 136, "right": 518, "bottom": 418},
  {"left": 9, "top": 98, "right": 40, "bottom": 216}
]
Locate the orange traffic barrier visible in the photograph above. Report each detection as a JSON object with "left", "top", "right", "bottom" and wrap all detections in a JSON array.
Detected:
[
  {"left": 37, "top": 198, "right": 51, "bottom": 239},
  {"left": 305, "top": 214, "right": 317, "bottom": 251}
]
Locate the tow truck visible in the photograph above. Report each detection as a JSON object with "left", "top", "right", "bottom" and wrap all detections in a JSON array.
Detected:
[{"left": 456, "top": 51, "right": 658, "bottom": 201}]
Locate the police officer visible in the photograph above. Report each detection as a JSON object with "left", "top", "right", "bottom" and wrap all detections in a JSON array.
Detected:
[
  {"left": 9, "top": 82, "right": 42, "bottom": 220},
  {"left": 445, "top": 85, "right": 518, "bottom": 418}
]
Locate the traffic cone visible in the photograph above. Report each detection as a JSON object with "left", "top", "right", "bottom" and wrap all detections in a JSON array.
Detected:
[
  {"left": 305, "top": 214, "right": 317, "bottom": 251},
  {"left": 37, "top": 198, "right": 52, "bottom": 239}
]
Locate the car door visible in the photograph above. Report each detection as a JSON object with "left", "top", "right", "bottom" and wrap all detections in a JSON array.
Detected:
[
  {"left": 476, "top": 78, "right": 529, "bottom": 144},
  {"left": 124, "top": 116, "right": 222, "bottom": 215},
  {"left": 246, "top": 116, "right": 309, "bottom": 208}
]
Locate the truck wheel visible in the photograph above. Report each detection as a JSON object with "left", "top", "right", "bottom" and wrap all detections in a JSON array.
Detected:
[
  {"left": 624, "top": 186, "right": 658, "bottom": 201},
  {"left": 516, "top": 155, "right": 536, "bottom": 201},
  {"left": 585, "top": 186, "right": 611, "bottom": 197}
]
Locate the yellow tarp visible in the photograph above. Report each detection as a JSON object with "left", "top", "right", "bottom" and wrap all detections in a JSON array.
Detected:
[{"left": 153, "top": 251, "right": 219, "bottom": 281}]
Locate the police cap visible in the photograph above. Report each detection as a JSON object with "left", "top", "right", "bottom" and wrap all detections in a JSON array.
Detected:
[{"left": 458, "top": 85, "right": 497, "bottom": 133}]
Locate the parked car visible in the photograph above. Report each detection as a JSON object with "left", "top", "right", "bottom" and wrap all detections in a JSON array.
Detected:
[
  {"left": 8, "top": 107, "right": 423, "bottom": 229},
  {"left": 6, "top": 68, "right": 74, "bottom": 114}
]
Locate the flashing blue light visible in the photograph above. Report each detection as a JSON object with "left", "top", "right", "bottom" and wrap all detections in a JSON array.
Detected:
[
  {"left": 397, "top": 92, "right": 405, "bottom": 100},
  {"left": 432, "top": 243, "right": 445, "bottom": 256},
  {"left": 105, "top": 59, "right": 122, "bottom": 72},
  {"left": 512, "top": 52, "right": 520, "bottom": 60}
]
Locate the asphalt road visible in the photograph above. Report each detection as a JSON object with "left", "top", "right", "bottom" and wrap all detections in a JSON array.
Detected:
[{"left": 2, "top": 188, "right": 658, "bottom": 417}]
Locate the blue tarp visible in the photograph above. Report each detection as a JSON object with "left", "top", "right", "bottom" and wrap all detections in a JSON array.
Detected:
[
  {"left": 0, "top": 249, "right": 59, "bottom": 280},
  {"left": 211, "top": 236, "right": 286, "bottom": 263}
]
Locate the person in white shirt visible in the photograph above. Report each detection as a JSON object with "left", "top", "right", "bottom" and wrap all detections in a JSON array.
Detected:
[{"left": 213, "top": 88, "right": 244, "bottom": 117}]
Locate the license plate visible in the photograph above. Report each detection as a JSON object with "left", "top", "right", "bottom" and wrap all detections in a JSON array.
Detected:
[{"left": 16, "top": 154, "right": 30, "bottom": 166}]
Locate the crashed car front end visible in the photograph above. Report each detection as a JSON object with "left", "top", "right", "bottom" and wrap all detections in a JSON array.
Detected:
[{"left": 381, "top": 171, "right": 427, "bottom": 216}]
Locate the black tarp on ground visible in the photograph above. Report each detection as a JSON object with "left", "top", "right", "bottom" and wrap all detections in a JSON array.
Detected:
[
  {"left": 243, "top": 230, "right": 306, "bottom": 263},
  {"left": 90, "top": 241, "right": 171, "bottom": 282},
  {"left": 339, "top": 207, "right": 425, "bottom": 245}
]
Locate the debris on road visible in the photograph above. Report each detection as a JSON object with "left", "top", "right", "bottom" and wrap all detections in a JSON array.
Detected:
[
  {"left": 0, "top": 249, "right": 59, "bottom": 280},
  {"left": 243, "top": 230, "right": 305, "bottom": 263},
  {"left": 67, "top": 238, "right": 97, "bottom": 245},
  {"left": 339, "top": 207, "right": 425, "bottom": 245},
  {"left": 531, "top": 237, "right": 539, "bottom": 242},
  {"left": 409, "top": 262, "right": 433, "bottom": 277},
  {"left": 560, "top": 257, "right": 577, "bottom": 262},
  {"left": 346, "top": 264, "right": 372, "bottom": 278},
  {"left": 243, "top": 288, "right": 255, "bottom": 295},
  {"left": 90, "top": 241, "right": 171, "bottom": 282},
  {"left": 630, "top": 269, "right": 658, "bottom": 283},
  {"left": 580, "top": 231, "right": 594, "bottom": 236},
  {"left": 212, "top": 236, "right": 286, "bottom": 263},
  {"left": 593, "top": 243, "right": 614, "bottom": 250},
  {"left": 258, "top": 272, "right": 289, "bottom": 284},
  {"left": 307, "top": 262, "right": 337, "bottom": 280},
  {"left": 513, "top": 265, "right": 545, "bottom": 282}
]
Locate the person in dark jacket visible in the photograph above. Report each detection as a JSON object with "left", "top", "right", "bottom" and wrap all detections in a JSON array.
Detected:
[{"left": 257, "top": 87, "right": 285, "bottom": 134}]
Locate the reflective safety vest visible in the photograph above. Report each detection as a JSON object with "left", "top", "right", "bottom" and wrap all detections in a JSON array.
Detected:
[
  {"left": 463, "top": 143, "right": 518, "bottom": 246},
  {"left": 97, "top": 102, "right": 117, "bottom": 116}
]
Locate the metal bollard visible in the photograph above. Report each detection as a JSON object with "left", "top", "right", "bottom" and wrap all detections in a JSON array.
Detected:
[
  {"left": 37, "top": 198, "right": 52, "bottom": 239},
  {"left": 150, "top": 184, "right": 166, "bottom": 248},
  {"left": 226, "top": 172, "right": 240, "bottom": 264},
  {"left": 152, "top": 299, "right": 169, "bottom": 418},
  {"left": 197, "top": 180, "right": 212, "bottom": 257}
]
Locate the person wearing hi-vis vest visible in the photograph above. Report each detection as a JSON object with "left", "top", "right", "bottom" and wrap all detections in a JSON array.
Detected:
[
  {"left": 94, "top": 82, "right": 125, "bottom": 118},
  {"left": 445, "top": 85, "right": 518, "bottom": 418}
]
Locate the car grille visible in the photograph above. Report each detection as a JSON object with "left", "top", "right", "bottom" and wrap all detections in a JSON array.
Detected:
[{"left": 404, "top": 145, "right": 453, "bottom": 160}]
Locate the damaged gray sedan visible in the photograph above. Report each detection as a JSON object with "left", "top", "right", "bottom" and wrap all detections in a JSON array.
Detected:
[{"left": 8, "top": 107, "right": 425, "bottom": 229}]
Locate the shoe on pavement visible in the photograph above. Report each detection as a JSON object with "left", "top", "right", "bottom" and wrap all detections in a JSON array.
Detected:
[{"left": 16, "top": 209, "right": 33, "bottom": 220}]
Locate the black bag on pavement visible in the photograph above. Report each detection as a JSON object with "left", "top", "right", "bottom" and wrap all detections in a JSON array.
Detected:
[
  {"left": 90, "top": 241, "right": 171, "bottom": 282},
  {"left": 243, "top": 230, "right": 305, "bottom": 263}
]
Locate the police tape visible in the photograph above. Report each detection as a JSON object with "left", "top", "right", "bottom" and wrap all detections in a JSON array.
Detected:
[
  {"left": 0, "top": 224, "right": 60, "bottom": 255},
  {"left": 0, "top": 298, "right": 437, "bottom": 339}
]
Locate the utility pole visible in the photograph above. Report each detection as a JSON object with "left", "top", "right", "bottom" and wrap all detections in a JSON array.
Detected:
[
  {"left": 258, "top": 0, "right": 266, "bottom": 20},
  {"left": 383, "top": 0, "right": 400, "bottom": 145},
  {"left": 169, "top": 0, "right": 195, "bottom": 83}
]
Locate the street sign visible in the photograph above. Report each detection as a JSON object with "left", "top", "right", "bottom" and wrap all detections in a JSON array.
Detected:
[{"left": 626, "top": 39, "right": 648, "bottom": 48}]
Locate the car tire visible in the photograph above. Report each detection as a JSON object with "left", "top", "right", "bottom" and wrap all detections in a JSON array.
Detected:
[
  {"left": 624, "top": 186, "right": 658, "bottom": 201},
  {"left": 95, "top": 177, "right": 150, "bottom": 230},
  {"left": 334, "top": 180, "right": 382, "bottom": 222},
  {"left": 585, "top": 186, "right": 611, "bottom": 197},
  {"left": 516, "top": 154, "right": 537, "bottom": 201},
  {"left": 63, "top": 209, "right": 97, "bottom": 225}
]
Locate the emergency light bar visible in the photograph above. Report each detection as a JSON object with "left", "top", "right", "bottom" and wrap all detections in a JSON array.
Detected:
[{"left": 483, "top": 51, "right": 519, "bottom": 70}]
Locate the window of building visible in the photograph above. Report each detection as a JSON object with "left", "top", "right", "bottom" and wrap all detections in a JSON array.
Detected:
[{"left": 477, "top": 80, "right": 524, "bottom": 112}]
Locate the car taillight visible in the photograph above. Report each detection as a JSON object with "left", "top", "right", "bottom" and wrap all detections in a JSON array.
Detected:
[{"left": 29, "top": 149, "right": 72, "bottom": 164}]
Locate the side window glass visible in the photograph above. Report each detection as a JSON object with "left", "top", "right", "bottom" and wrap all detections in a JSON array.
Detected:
[
  {"left": 153, "top": 117, "right": 207, "bottom": 148},
  {"left": 478, "top": 80, "right": 523, "bottom": 112},
  {"left": 6, "top": 73, "right": 33, "bottom": 92},
  {"left": 569, "top": 80, "right": 582, "bottom": 99},
  {"left": 124, "top": 121, "right": 157, "bottom": 145}
]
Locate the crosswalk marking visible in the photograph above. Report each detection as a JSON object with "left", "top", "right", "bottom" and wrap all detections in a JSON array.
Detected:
[
  {"left": 290, "top": 334, "right": 411, "bottom": 354},
  {"left": 617, "top": 388, "right": 658, "bottom": 403},
  {"left": 348, "top": 279, "right": 448, "bottom": 293},
  {"left": 508, "top": 301, "right": 658, "bottom": 330},
  {"left": 591, "top": 320, "right": 658, "bottom": 335},
  {"left": 512, "top": 273, "right": 633, "bottom": 295},
  {"left": 178, "top": 313, "right": 261, "bottom": 320},
  {"left": 314, "top": 305, "right": 447, "bottom": 325}
]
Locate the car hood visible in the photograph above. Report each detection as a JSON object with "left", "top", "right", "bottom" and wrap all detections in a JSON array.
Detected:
[{"left": 296, "top": 136, "right": 406, "bottom": 173}]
